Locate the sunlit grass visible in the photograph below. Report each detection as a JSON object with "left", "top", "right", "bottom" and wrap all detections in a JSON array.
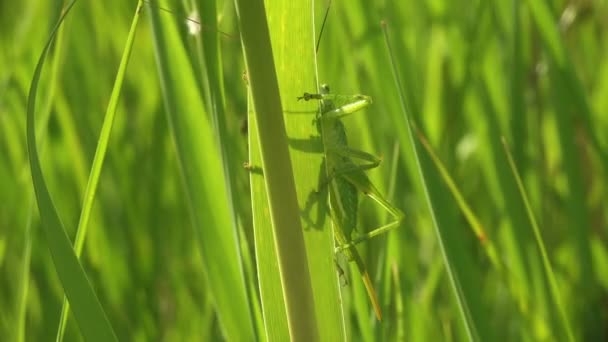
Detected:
[{"left": 1, "top": 0, "right": 606, "bottom": 340}]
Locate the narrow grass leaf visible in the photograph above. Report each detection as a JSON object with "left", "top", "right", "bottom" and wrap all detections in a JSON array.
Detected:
[
  {"left": 383, "top": 21, "right": 483, "bottom": 342},
  {"left": 265, "top": 0, "right": 348, "bottom": 339},
  {"left": 502, "top": 138, "right": 575, "bottom": 342},
  {"left": 247, "top": 89, "right": 289, "bottom": 340},
  {"left": 56, "top": 1, "right": 144, "bottom": 340},
  {"left": 148, "top": 0, "right": 255, "bottom": 341},
  {"left": 526, "top": 0, "right": 608, "bottom": 171},
  {"left": 415, "top": 129, "right": 501, "bottom": 269},
  {"left": 147, "top": 1, "right": 255, "bottom": 339},
  {"left": 234, "top": 0, "right": 321, "bottom": 340},
  {"left": 26, "top": 1, "right": 117, "bottom": 340}
]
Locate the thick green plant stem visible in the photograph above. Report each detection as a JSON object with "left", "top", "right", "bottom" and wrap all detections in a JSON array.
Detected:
[{"left": 233, "top": 0, "right": 319, "bottom": 340}]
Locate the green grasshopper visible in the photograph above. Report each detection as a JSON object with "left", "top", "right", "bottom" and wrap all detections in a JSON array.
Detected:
[{"left": 298, "top": 84, "right": 404, "bottom": 320}]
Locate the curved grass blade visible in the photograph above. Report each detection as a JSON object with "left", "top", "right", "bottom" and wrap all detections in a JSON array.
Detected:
[
  {"left": 26, "top": 1, "right": 117, "bottom": 340},
  {"left": 55, "top": 1, "right": 145, "bottom": 340},
  {"left": 15, "top": 4, "right": 70, "bottom": 340}
]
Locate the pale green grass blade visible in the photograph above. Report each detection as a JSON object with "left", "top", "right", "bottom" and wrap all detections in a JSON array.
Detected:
[
  {"left": 502, "top": 138, "right": 575, "bottom": 342},
  {"left": 146, "top": 1, "right": 255, "bottom": 340},
  {"left": 55, "top": 1, "right": 144, "bottom": 340},
  {"left": 26, "top": 1, "right": 117, "bottom": 340},
  {"left": 237, "top": 208, "right": 268, "bottom": 342},
  {"left": 266, "top": 0, "right": 346, "bottom": 339},
  {"left": 247, "top": 89, "right": 289, "bottom": 340},
  {"left": 235, "top": 0, "right": 333, "bottom": 339},
  {"left": 191, "top": 0, "right": 243, "bottom": 256}
]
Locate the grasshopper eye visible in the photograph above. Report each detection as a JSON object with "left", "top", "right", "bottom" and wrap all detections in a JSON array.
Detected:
[{"left": 321, "top": 84, "right": 330, "bottom": 93}]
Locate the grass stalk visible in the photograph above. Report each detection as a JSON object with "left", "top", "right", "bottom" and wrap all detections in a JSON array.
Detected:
[
  {"left": 26, "top": 1, "right": 117, "bottom": 340},
  {"left": 233, "top": 0, "right": 321, "bottom": 339},
  {"left": 502, "top": 138, "right": 575, "bottom": 342}
]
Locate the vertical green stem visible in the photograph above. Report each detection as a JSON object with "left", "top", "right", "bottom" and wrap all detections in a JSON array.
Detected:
[{"left": 233, "top": 0, "right": 319, "bottom": 340}]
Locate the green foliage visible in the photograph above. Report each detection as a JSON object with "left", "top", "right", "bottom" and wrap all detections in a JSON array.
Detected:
[{"left": 1, "top": 0, "right": 607, "bottom": 340}]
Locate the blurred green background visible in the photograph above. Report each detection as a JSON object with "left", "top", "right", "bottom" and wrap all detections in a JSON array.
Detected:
[{"left": 1, "top": 0, "right": 607, "bottom": 340}]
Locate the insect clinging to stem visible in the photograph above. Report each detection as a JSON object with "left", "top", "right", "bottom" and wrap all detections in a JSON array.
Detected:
[{"left": 298, "top": 84, "right": 404, "bottom": 320}]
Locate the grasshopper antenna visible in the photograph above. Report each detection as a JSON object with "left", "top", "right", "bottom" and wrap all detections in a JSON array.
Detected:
[
  {"left": 142, "top": 0, "right": 234, "bottom": 39},
  {"left": 315, "top": 0, "right": 332, "bottom": 54}
]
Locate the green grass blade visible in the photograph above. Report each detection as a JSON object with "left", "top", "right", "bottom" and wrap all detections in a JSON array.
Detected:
[
  {"left": 192, "top": 0, "right": 244, "bottom": 257},
  {"left": 478, "top": 57, "right": 536, "bottom": 319},
  {"left": 414, "top": 129, "right": 501, "bottom": 269},
  {"left": 26, "top": 1, "right": 117, "bottom": 340},
  {"left": 502, "top": 138, "right": 575, "bottom": 342},
  {"left": 264, "top": 0, "right": 347, "bottom": 339},
  {"left": 247, "top": 89, "right": 289, "bottom": 340},
  {"left": 55, "top": 1, "right": 144, "bottom": 340},
  {"left": 15, "top": 210, "right": 33, "bottom": 342},
  {"left": 526, "top": 1, "right": 600, "bottom": 336},
  {"left": 146, "top": 1, "right": 255, "bottom": 340},
  {"left": 526, "top": 0, "right": 608, "bottom": 171},
  {"left": 235, "top": 0, "right": 340, "bottom": 340},
  {"left": 383, "top": 21, "right": 483, "bottom": 342},
  {"left": 15, "top": 4, "right": 69, "bottom": 341}
]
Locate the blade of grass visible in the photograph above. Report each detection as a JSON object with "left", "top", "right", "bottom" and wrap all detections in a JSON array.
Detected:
[
  {"left": 383, "top": 21, "right": 485, "bottom": 342},
  {"left": 146, "top": 0, "right": 256, "bottom": 340},
  {"left": 508, "top": 0, "right": 527, "bottom": 171},
  {"left": 16, "top": 4, "right": 70, "bottom": 340},
  {"left": 264, "top": 0, "right": 346, "bottom": 339},
  {"left": 502, "top": 137, "right": 575, "bottom": 342},
  {"left": 192, "top": 0, "right": 263, "bottom": 336},
  {"left": 234, "top": 0, "right": 332, "bottom": 340},
  {"left": 527, "top": 2, "right": 599, "bottom": 335},
  {"left": 55, "top": 1, "right": 144, "bottom": 340},
  {"left": 15, "top": 209, "right": 33, "bottom": 342},
  {"left": 526, "top": 0, "right": 608, "bottom": 173},
  {"left": 247, "top": 88, "right": 289, "bottom": 340},
  {"left": 191, "top": 0, "right": 244, "bottom": 275},
  {"left": 26, "top": 1, "right": 117, "bottom": 340},
  {"left": 414, "top": 129, "right": 501, "bottom": 269},
  {"left": 390, "top": 261, "right": 405, "bottom": 341}
]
